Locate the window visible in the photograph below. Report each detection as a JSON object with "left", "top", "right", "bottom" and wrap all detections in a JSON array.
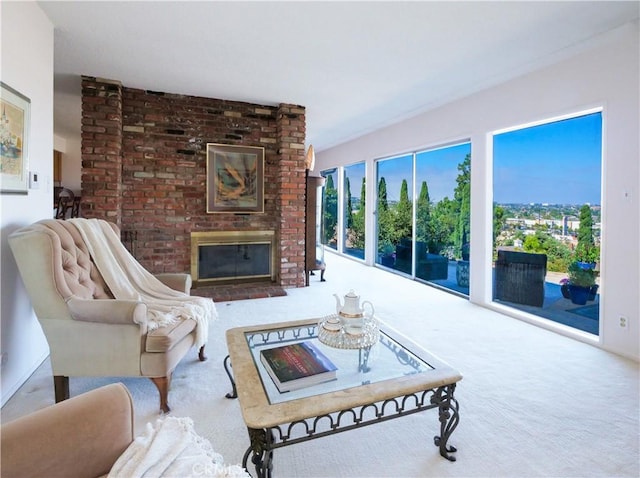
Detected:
[
  {"left": 372, "top": 144, "right": 470, "bottom": 296},
  {"left": 343, "top": 162, "right": 366, "bottom": 260},
  {"left": 415, "top": 143, "right": 471, "bottom": 292},
  {"left": 492, "top": 110, "right": 602, "bottom": 335},
  {"left": 320, "top": 168, "right": 339, "bottom": 251},
  {"left": 375, "top": 154, "right": 413, "bottom": 271}
]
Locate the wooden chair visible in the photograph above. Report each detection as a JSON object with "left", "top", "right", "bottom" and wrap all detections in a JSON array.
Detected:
[
  {"left": 70, "top": 196, "right": 81, "bottom": 218},
  {"left": 54, "top": 196, "right": 71, "bottom": 219},
  {"left": 54, "top": 187, "right": 75, "bottom": 219}
]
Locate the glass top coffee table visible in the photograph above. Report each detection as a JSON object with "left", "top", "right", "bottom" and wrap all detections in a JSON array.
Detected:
[{"left": 224, "top": 317, "right": 462, "bottom": 477}]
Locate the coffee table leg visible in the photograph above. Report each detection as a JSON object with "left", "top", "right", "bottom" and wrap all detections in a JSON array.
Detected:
[
  {"left": 243, "top": 427, "right": 274, "bottom": 478},
  {"left": 358, "top": 346, "right": 372, "bottom": 373},
  {"left": 223, "top": 355, "right": 238, "bottom": 399},
  {"left": 433, "top": 384, "right": 460, "bottom": 461}
]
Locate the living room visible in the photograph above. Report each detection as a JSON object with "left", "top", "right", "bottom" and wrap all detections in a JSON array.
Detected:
[{"left": 1, "top": 2, "right": 639, "bottom": 477}]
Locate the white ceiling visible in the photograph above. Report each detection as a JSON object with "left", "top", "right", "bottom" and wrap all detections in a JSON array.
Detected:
[{"left": 39, "top": 1, "right": 639, "bottom": 152}]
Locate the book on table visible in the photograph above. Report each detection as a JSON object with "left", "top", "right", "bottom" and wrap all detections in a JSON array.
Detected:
[{"left": 260, "top": 341, "right": 338, "bottom": 393}]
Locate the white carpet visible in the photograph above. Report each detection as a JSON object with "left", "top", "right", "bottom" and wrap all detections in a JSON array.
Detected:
[{"left": 2, "top": 252, "right": 639, "bottom": 477}]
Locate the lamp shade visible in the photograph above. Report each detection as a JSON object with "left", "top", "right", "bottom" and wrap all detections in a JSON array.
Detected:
[{"left": 305, "top": 145, "right": 315, "bottom": 171}]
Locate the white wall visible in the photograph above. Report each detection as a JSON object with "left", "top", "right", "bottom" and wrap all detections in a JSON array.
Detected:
[
  {"left": 53, "top": 134, "right": 67, "bottom": 153},
  {"left": 316, "top": 23, "right": 639, "bottom": 361},
  {"left": 53, "top": 134, "right": 82, "bottom": 195},
  {"left": 1, "top": 1, "right": 54, "bottom": 405},
  {"left": 61, "top": 136, "right": 82, "bottom": 194}
]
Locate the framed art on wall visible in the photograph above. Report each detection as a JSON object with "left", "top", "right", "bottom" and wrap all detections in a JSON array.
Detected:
[
  {"left": 1, "top": 82, "right": 30, "bottom": 194},
  {"left": 206, "top": 143, "right": 265, "bottom": 213}
]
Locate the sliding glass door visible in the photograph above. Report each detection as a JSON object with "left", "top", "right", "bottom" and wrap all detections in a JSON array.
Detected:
[
  {"left": 343, "top": 162, "right": 366, "bottom": 260},
  {"left": 320, "top": 168, "right": 338, "bottom": 251},
  {"left": 375, "top": 154, "right": 413, "bottom": 272},
  {"left": 415, "top": 143, "right": 471, "bottom": 293},
  {"left": 372, "top": 143, "right": 470, "bottom": 296}
]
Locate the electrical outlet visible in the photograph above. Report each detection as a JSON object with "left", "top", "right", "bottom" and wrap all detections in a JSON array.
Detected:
[{"left": 619, "top": 316, "right": 628, "bottom": 329}]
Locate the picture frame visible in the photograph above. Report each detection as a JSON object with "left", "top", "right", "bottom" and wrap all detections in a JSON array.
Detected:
[
  {"left": 1, "top": 82, "right": 30, "bottom": 194},
  {"left": 206, "top": 143, "right": 265, "bottom": 213}
]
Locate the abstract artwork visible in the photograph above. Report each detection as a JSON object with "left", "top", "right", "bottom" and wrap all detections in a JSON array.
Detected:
[{"left": 206, "top": 143, "right": 265, "bottom": 213}]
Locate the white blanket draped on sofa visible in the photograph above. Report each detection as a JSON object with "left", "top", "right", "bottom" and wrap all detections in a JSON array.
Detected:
[
  {"left": 69, "top": 218, "right": 216, "bottom": 348},
  {"left": 108, "top": 416, "right": 250, "bottom": 478}
]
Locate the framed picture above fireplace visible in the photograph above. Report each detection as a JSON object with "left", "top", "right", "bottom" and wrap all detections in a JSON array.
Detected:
[{"left": 206, "top": 143, "right": 265, "bottom": 213}]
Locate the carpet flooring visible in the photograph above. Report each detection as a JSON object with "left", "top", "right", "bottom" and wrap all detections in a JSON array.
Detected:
[{"left": 2, "top": 253, "right": 638, "bottom": 477}]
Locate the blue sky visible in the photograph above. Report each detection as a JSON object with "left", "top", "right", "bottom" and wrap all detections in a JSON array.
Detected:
[
  {"left": 375, "top": 143, "right": 471, "bottom": 202},
  {"left": 416, "top": 143, "right": 470, "bottom": 202},
  {"left": 334, "top": 111, "right": 602, "bottom": 205},
  {"left": 494, "top": 112, "right": 602, "bottom": 205}
]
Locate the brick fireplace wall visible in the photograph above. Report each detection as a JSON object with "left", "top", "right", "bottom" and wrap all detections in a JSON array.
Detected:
[{"left": 80, "top": 76, "right": 306, "bottom": 288}]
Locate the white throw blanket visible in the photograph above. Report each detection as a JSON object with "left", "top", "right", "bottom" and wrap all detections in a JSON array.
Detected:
[
  {"left": 108, "top": 416, "right": 250, "bottom": 478},
  {"left": 68, "top": 218, "right": 216, "bottom": 348}
]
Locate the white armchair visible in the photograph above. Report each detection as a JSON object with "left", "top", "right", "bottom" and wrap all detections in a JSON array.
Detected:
[{"left": 8, "top": 219, "right": 211, "bottom": 412}]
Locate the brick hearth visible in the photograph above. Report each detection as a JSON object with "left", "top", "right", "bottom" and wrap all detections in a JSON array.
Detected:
[{"left": 191, "top": 283, "right": 287, "bottom": 302}]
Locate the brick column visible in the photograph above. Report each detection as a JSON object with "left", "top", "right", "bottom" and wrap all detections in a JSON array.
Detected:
[
  {"left": 276, "top": 104, "right": 306, "bottom": 288},
  {"left": 81, "top": 76, "right": 123, "bottom": 225}
]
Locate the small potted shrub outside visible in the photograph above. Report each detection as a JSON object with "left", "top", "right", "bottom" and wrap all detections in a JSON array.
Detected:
[
  {"left": 567, "top": 261, "right": 596, "bottom": 305},
  {"left": 379, "top": 242, "right": 395, "bottom": 267},
  {"left": 574, "top": 250, "right": 600, "bottom": 301},
  {"left": 461, "top": 241, "right": 470, "bottom": 262},
  {"left": 559, "top": 278, "right": 571, "bottom": 299}
]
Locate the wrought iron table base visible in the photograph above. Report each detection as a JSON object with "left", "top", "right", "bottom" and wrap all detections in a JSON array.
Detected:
[
  {"left": 223, "top": 355, "right": 237, "bottom": 399},
  {"left": 223, "top": 355, "right": 459, "bottom": 476}
]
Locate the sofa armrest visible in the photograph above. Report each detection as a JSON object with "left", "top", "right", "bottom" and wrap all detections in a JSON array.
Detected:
[
  {"left": 155, "top": 273, "right": 192, "bottom": 294},
  {"left": 67, "top": 297, "right": 148, "bottom": 326},
  {"left": 0, "top": 383, "right": 134, "bottom": 478}
]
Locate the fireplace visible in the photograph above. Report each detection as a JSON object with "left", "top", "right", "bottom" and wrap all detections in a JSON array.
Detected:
[{"left": 191, "top": 231, "right": 276, "bottom": 287}]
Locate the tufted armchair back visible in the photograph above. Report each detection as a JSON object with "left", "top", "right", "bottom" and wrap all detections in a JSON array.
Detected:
[
  {"left": 9, "top": 218, "right": 203, "bottom": 413},
  {"left": 8, "top": 219, "right": 114, "bottom": 321}
]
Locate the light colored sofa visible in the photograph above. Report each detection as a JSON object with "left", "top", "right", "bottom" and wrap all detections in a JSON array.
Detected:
[
  {"left": 8, "top": 219, "right": 208, "bottom": 412},
  {"left": 0, "top": 383, "right": 134, "bottom": 478}
]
